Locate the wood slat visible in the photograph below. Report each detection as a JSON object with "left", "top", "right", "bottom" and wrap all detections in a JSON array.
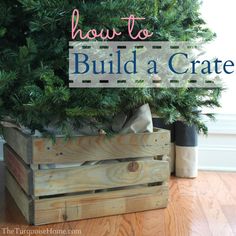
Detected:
[
  {"left": 3, "top": 127, "right": 170, "bottom": 164},
  {"left": 5, "top": 170, "right": 33, "bottom": 224},
  {"left": 34, "top": 160, "right": 169, "bottom": 196},
  {"left": 32, "top": 129, "right": 170, "bottom": 164},
  {"left": 34, "top": 184, "right": 168, "bottom": 225},
  {"left": 4, "top": 144, "right": 32, "bottom": 194},
  {"left": 3, "top": 127, "right": 32, "bottom": 164}
]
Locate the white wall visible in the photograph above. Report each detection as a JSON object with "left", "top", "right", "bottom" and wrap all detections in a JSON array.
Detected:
[
  {"left": 198, "top": 114, "right": 236, "bottom": 171},
  {"left": 201, "top": 0, "right": 236, "bottom": 114}
]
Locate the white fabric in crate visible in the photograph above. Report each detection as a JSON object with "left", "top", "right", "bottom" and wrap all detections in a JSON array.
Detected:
[
  {"left": 40, "top": 163, "right": 84, "bottom": 170},
  {"left": 119, "top": 104, "right": 153, "bottom": 134}
]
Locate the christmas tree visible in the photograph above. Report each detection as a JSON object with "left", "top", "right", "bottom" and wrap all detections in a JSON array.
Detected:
[{"left": 0, "top": 0, "right": 221, "bottom": 136}]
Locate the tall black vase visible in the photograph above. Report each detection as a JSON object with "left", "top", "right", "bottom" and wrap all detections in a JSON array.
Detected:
[{"left": 175, "top": 121, "right": 198, "bottom": 178}]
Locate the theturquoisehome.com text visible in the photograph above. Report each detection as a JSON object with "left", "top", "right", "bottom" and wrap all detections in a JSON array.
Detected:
[{"left": 1, "top": 227, "right": 82, "bottom": 235}]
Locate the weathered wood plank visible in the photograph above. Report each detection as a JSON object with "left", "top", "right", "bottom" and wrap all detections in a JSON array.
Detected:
[
  {"left": 5, "top": 170, "right": 33, "bottom": 224},
  {"left": 34, "top": 160, "right": 169, "bottom": 196},
  {"left": 32, "top": 129, "right": 170, "bottom": 164},
  {"left": 4, "top": 144, "right": 32, "bottom": 194},
  {"left": 34, "top": 184, "right": 168, "bottom": 225},
  {"left": 3, "top": 127, "right": 170, "bottom": 164},
  {"left": 3, "top": 127, "right": 32, "bottom": 164}
]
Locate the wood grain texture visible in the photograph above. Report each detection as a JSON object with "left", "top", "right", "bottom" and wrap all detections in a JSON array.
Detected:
[
  {"left": 4, "top": 144, "right": 32, "bottom": 194},
  {"left": 2, "top": 127, "right": 170, "bottom": 164},
  {"left": 4, "top": 170, "right": 33, "bottom": 224},
  {"left": 34, "top": 160, "right": 169, "bottom": 196},
  {"left": 164, "top": 176, "right": 212, "bottom": 236},
  {"left": 3, "top": 127, "right": 32, "bottom": 164},
  {"left": 32, "top": 129, "right": 170, "bottom": 164},
  {"left": 34, "top": 185, "right": 168, "bottom": 225},
  {"left": 1, "top": 161, "right": 236, "bottom": 236},
  {"left": 221, "top": 205, "right": 236, "bottom": 235},
  {"left": 196, "top": 172, "right": 235, "bottom": 235}
]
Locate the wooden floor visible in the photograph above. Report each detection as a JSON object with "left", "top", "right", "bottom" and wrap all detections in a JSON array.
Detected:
[{"left": 0, "top": 162, "right": 236, "bottom": 236}]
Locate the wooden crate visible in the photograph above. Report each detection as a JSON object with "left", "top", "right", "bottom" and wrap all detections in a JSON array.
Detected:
[{"left": 3, "top": 127, "right": 170, "bottom": 225}]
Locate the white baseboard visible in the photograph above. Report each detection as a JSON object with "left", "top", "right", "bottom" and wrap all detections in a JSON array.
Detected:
[{"left": 198, "top": 166, "right": 236, "bottom": 172}]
